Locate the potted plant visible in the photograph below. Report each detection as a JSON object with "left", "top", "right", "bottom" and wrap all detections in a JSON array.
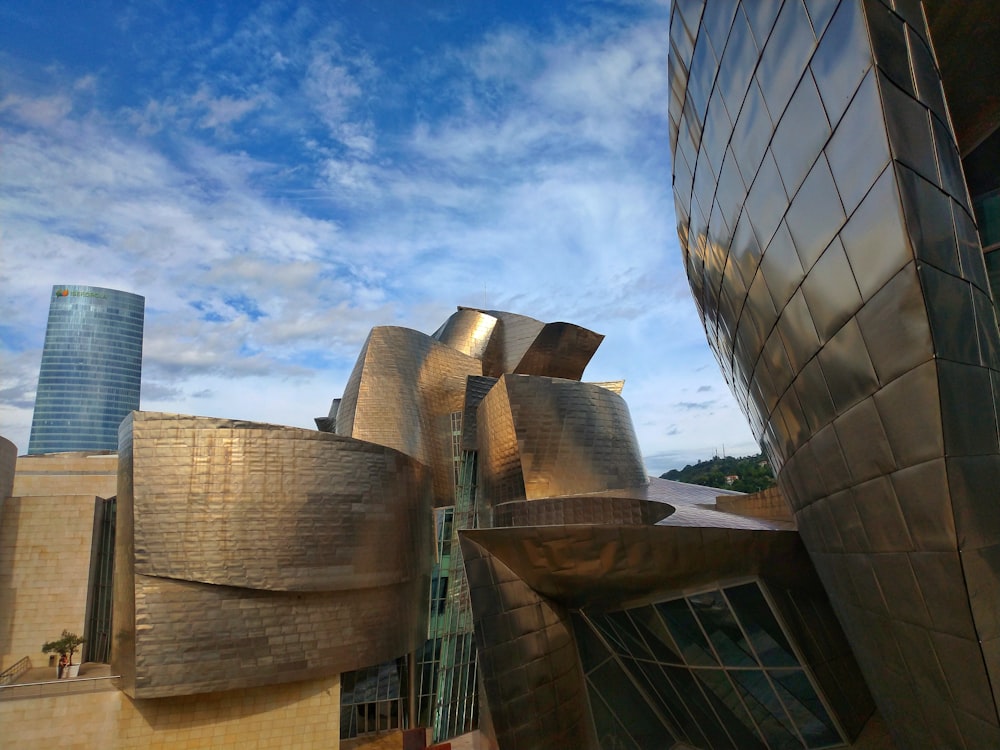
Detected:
[{"left": 42, "top": 630, "right": 85, "bottom": 679}]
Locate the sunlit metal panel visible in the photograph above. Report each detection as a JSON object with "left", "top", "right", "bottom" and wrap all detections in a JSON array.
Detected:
[
  {"left": 336, "top": 326, "right": 482, "bottom": 505},
  {"left": 669, "top": 1, "right": 1000, "bottom": 745},
  {"left": 113, "top": 412, "right": 433, "bottom": 699}
]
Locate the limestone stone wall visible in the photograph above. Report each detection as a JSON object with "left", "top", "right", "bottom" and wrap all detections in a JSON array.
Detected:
[
  {"left": 0, "top": 674, "right": 341, "bottom": 749},
  {"left": 0, "top": 436, "right": 16, "bottom": 501},
  {"left": 11, "top": 452, "right": 118, "bottom": 499},
  {"left": 0, "top": 494, "right": 97, "bottom": 669},
  {"left": 0, "top": 436, "right": 17, "bottom": 543}
]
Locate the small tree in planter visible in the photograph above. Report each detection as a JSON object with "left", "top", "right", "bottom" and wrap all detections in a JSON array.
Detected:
[{"left": 42, "top": 630, "right": 86, "bottom": 678}]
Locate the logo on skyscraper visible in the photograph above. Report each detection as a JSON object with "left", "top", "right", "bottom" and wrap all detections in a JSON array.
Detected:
[{"left": 53, "top": 288, "right": 106, "bottom": 300}]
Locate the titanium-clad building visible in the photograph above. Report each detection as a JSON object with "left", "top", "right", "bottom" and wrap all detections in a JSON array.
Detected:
[
  {"left": 28, "top": 285, "right": 144, "bottom": 454},
  {"left": 8, "top": 302, "right": 884, "bottom": 749},
  {"left": 113, "top": 305, "right": 857, "bottom": 750},
  {"left": 669, "top": 1, "right": 1000, "bottom": 747},
  {"left": 109, "top": 307, "right": 627, "bottom": 745}
]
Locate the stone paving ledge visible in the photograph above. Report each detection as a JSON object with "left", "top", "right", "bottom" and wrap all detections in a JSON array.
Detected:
[
  {"left": 0, "top": 662, "right": 117, "bottom": 700},
  {"left": 16, "top": 661, "right": 112, "bottom": 683}
]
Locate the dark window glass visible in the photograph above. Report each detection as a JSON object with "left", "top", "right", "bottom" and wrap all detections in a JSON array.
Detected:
[
  {"left": 656, "top": 599, "right": 718, "bottom": 666},
  {"left": 606, "top": 610, "right": 656, "bottom": 660},
  {"left": 664, "top": 666, "right": 736, "bottom": 749},
  {"left": 589, "top": 658, "right": 674, "bottom": 749},
  {"left": 687, "top": 589, "right": 756, "bottom": 667},
  {"left": 631, "top": 658, "right": 695, "bottom": 742},
  {"left": 725, "top": 583, "right": 798, "bottom": 666},
  {"left": 572, "top": 614, "right": 613, "bottom": 674},
  {"left": 588, "top": 683, "right": 640, "bottom": 750},
  {"left": 987, "top": 250, "right": 1000, "bottom": 320},
  {"left": 589, "top": 612, "right": 630, "bottom": 655},
  {"left": 629, "top": 606, "right": 685, "bottom": 664},
  {"left": 771, "top": 669, "right": 841, "bottom": 748},
  {"left": 696, "top": 669, "right": 767, "bottom": 749},
  {"left": 341, "top": 658, "right": 408, "bottom": 739},
  {"left": 730, "top": 669, "right": 802, "bottom": 749}
]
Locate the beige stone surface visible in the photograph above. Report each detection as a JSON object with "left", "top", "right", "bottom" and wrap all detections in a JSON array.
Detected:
[
  {"left": 0, "top": 673, "right": 341, "bottom": 749},
  {"left": 0, "top": 494, "right": 97, "bottom": 670},
  {"left": 11, "top": 452, "right": 118, "bottom": 499},
  {"left": 0, "top": 436, "right": 16, "bottom": 545},
  {"left": 0, "top": 437, "right": 16, "bottom": 501}
]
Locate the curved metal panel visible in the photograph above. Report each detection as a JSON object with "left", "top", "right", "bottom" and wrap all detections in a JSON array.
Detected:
[
  {"left": 476, "top": 377, "right": 526, "bottom": 507},
  {"left": 587, "top": 380, "right": 625, "bottom": 395},
  {"left": 463, "top": 525, "right": 806, "bottom": 610},
  {"left": 433, "top": 307, "right": 499, "bottom": 359},
  {"left": 336, "top": 326, "right": 482, "bottom": 504},
  {"left": 512, "top": 322, "right": 604, "bottom": 380},
  {"left": 127, "top": 414, "right": 431, "bottom": 592},
  {"left": 113, "top": 412, "right": 433, "bottom": 699},
  {"left": 129, "top": 575, "right": 423, "bottom": 699},
  {"left": 478, "top": 310, "right": 546, "bottom": 377},
  {"left": 669, "top": 1, "right": 1000, "bottom": 745},
  {"left": 460, "top": 375, "right": 499, "bottom": 451},
  {"left": 460, "top": 534, "right": 595, "bottom": 750},
  {"left": 478, "top": 375, "right": 648, "bottom": 507},
  {"left": 434, "top": 308, "right": 605, "bottom": 382},
  {"left": 493, "top": 496, "right": 673, "bottom": 528},
  {"left": 462, "top": 518, "right": 872, "bottom": 747}
]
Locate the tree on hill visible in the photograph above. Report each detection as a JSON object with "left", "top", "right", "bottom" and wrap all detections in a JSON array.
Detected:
[{"left": 661, "top": 453, "right": 775, "bottom": 494}]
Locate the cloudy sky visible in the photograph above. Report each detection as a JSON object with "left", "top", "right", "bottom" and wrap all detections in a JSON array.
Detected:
[{"left": 0, "top": 0, "right": 758, "bottom": 473}]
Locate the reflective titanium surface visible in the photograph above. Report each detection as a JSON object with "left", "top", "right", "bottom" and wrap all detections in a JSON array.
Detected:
[
  {"left": 453, "top": 321, "right": 869, "bottom": 749},
  {"left": 669, "top": 1, "right": 1000, "bottom": 746},
  {"left": 462, "top": 480, "right": 871, "bottom": 750},
  {"left": 111, "top": 306, "right": 609, "bottom": 741},
  {"left": 111, "top": 301, "right": 873, "bottom": 748},
  {"left": 113, "top": 412, "right": 433, "bottom": 698}
]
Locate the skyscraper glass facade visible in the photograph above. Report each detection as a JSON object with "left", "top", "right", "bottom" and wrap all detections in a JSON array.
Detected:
[{"left": 28, "top": 285, "right": 144, "bottom": 454}]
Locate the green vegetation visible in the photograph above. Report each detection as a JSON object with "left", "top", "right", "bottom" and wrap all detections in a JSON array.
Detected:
[
  {"left": 660, "top": 453, "right": 775, "bottom": 494},
  {"left": 42, "top": 630, "right": 86, "bottom": 666}
]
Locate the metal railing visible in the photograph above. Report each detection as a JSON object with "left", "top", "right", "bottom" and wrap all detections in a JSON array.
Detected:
[
  {"left": 0, "top": 674, "right": 120, "bottom": 701},
  {"left": 0, "top": 657, "right": 32, "bottom": 686}
]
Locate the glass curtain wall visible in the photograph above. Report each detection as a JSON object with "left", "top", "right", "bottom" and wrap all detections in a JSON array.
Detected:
[
  {"left": 84, "top": 496, "right": 116, "bottom": 663},
  {"left": 340, "top": 657, "right": 410, "bottom": 740},
  {"left": 574, "top": 582, "right": 846, "bottom": 750},
  {"left": 430, "top": 447, "right": 480, "bottom": 741},
  {"left": 420, "top": 410, "right": 480, "bottom": 742}
]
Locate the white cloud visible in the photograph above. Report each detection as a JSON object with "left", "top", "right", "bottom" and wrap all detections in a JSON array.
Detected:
[
  {"left": 0, "top": 2, "right": 759, "bottom": 468},
  {"left": 303, "top": 50, "right": 374, "bottom": 153},
  {"left": 193, "top": 88, "right": 269, "bottom": 130},
  {"left": 0, "top": 93, "right": 73, "bottom": 128}
]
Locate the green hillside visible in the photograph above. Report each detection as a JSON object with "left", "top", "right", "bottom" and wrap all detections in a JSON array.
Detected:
[{"left": 660, "top": 453, "right": 775, "bottom": 494}]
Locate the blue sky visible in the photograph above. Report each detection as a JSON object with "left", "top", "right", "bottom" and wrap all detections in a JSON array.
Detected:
[{"left": 0, "top": 0, "right": 758, "bottom": 472}]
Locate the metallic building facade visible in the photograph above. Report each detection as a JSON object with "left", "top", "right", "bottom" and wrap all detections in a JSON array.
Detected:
[
  {"left": 109, "top": 308, "right": 622, "bottom": 742},
  {"left": 336, "top": 325, "right": 483, "bottom": 506},
  {"left": 460, "top": 366, "right": 873, "bottom": 749},
  {"left": 110, "top": 303, "right": 880, "bottom": 748},
  {"left": 669, "top": 1, "right": 1000, "bottom": 747},
  {"left": 29, "top": 285, "right": 144, "bottom": 454},
  {"left": 113, "top": 413, "right": 433, "bottom": 699}
]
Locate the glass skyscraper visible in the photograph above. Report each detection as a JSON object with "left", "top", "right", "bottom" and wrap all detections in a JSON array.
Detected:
[{"left": 28, "top": 284, "right": 145, "bottom": 454}]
